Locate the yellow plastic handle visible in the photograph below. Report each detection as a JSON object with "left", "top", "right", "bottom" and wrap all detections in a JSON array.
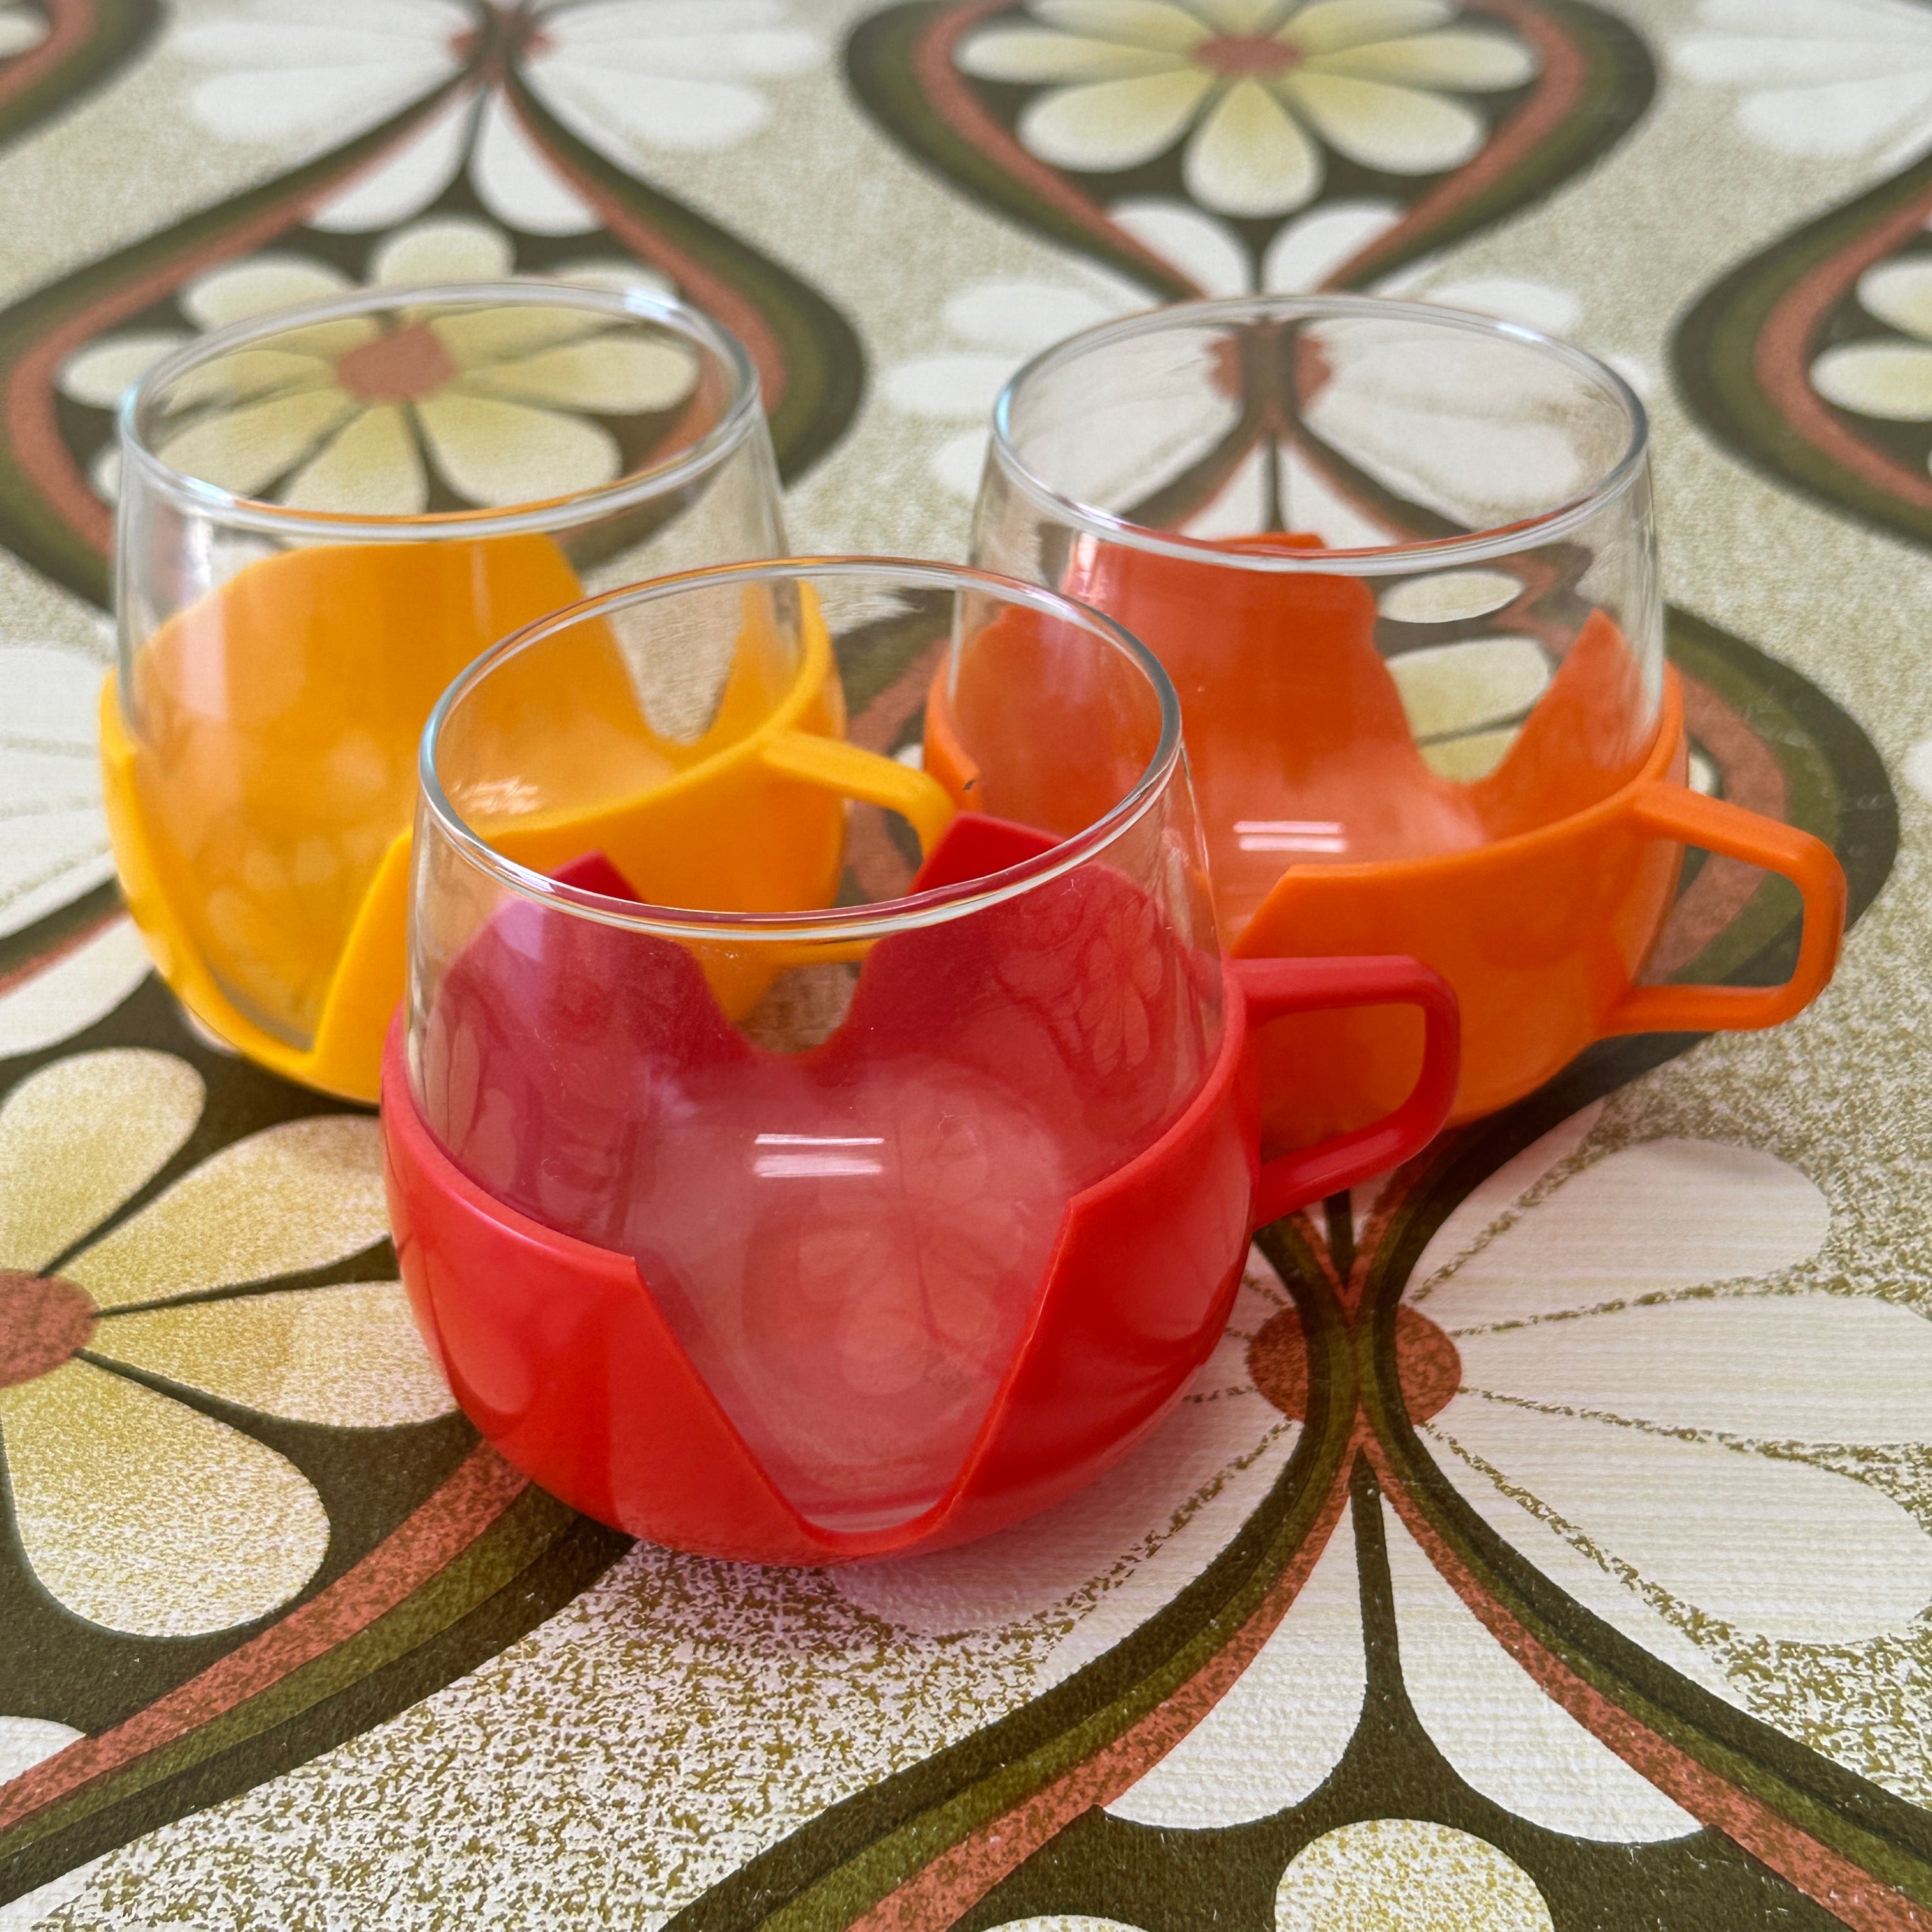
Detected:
[{"left": 756, "top": 729, "right": 954, "bottom": 855}]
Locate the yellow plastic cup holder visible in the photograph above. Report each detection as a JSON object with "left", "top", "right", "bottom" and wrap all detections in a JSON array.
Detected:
[{"left": 103, "top": 564, "right": 953, "bottom": 1103}]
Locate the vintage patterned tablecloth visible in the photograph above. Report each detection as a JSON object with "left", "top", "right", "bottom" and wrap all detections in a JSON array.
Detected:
[{"left": 2, "top": 1, "right": 1931, "bottom": 1926}]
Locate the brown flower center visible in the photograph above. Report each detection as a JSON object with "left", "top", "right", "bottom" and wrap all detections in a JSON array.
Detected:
[
  {"left": 0, "top": 1271, "right": 98, "bottom": 1389},
  {"left": 335, "top": 322, "right": 457, "bottom": 405},
  {"left": 1249, "top": 1303, "right": 1462, "bottom": 1423},
  {"left": 1197, "top": 34, "right": 1300, "bottom": 77}
]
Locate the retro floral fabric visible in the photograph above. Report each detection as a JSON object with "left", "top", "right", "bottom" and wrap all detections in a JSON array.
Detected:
[{"left": 0, "top": 1, "right": 1928, "bottom": 1929}]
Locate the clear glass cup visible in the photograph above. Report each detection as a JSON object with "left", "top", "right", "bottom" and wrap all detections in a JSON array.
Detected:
[
  {"left": 107, "top": 279, "right": 783, "bottom": 1098},
  {"left": 972, "top": 293, "right": 1662, "bottom": 939},
  {"left": 390, "top": 559, "right": 1457, "bottom": 1556}
]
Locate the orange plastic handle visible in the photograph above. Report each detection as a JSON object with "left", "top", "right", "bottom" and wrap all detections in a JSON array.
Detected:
[
  {"left": 1601, "top": 779, "right": 1847, "bottom": 1038},
  {"left": 756, "top": 729, "right": 954, "bottom": 853},
  {"left": 1235, "top": 954, "right": 1460, "bottom": 1228}
]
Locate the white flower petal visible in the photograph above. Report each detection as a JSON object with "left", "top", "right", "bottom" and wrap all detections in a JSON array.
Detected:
[
  {"left": 1111, "top": 197, "right": 1250, "bottom": 297},
  {"left": 1261, "top": 197, "right": 1400, "bottom": 291},
  {"left": 89, "top": 444, "right": 121, "bottom": 507},
  {"left": 885, "top": 351, "right": 1021, "bottom": 420},
  {"left": 544, "top": 21, "right": 818, "bottom": 81},
  {"left": 66, "top": 1114, "right": 387, "bottom": 1307},
  {"left": 0, "top": 740, "right": 95, "bottom": 819},
  {"left": 185, "top": 54, "right": 457, "bottom": 145},
  {"left": 161, "top": 346, "right": 337, "bottom": 413},
  {"left": 460, "top": 334, "right": 698, "bottom": 413},
  {"left": 1284, "top": 0, "right": 1457, "bottom": 56},
  {"left": 309, "top": 93, "right": 471, "bottom": 234},
  {"left": 1276, "top": 1819, "right": 1552, "bottom": 1931},
  {"left": 1276, "top": 439, "right": 1404, "bottom": 546},
  {"left": 1423, "top": 276, "right": 1583, "bottom": 335},
  {"left": 0, "top": 1050, "right": 202, "bottom": 1273},
  {"left": 57, "top": 332, "right": 189, "bottom": 410},
  {"left": 1425, "top": 1432, "right": 1747, "bottom": 1708},
  {"left": 1179, "top": 444, "right": 1271, "bottom": 539},
  {"left": 1434, "top": 1395, "right": 1932, "bottom": 1641},
  {"left": 1407, "top": 1102, "right": 1603, "bottom": 1305},
  {"left": 1673, "top": 2, "right": 1932, "bottom": 84},
  {"left": 1018, "top": 68, "right": 1216, "bottom": 173},
  {"left": 1105, "top": 1506, "right": 1363, "bottom": 1825},
  {"left": 835, "top": 1388, "right": 1289, "bottom": 1637},
  {"left": 1379, "top": 567, "right": 1523, "bottom": 624},
  {"left": 0, "top": 919, "right": 150, "bottom": 1059},
  {"left": 1422, "top": 1139, "right": 1830, "bottom": 1331},
  {"left": 1462, "top": 1292, "right": 1932, "bottom": 1445},
  {"left": 180, "top": 254, "right": 352, "bottom": 330},
  {"left": 1737, "top": 73, "right": 1932, "bottom": 158},
  {"left": 0, "top": 1360, "right": 328, "bottom": 1637},
  {"left": 1184, "top": 76, "right": 1321, "bottom": 217},
  {"left": 415, "top": 392, "right": 620, "bottom": 506},
  {"left": 1812, "top": 340, "right": 1932, "bottom": 421},
  {"left": 1319, "top": 28, "right": 1538, "bottom": 91},
  {"left": 432, "top": 305, "right": 608, "bottom": 367},
  {"left": 943, "top": 277, "right": 1134, "bottom": 353},
  {"left": 958, "top": 27, "right": 1186, "bottom": 84},
  {"left": 1, "top": 640, "right": 98, "bottom": 747},
  {"left": 1284, "top": 70, "right": 1487, "bottom": 174},
  {"left": 537, "top": 65, "right": 775, "bottom": 152},
  {"left": 279, "top": 403, "right": 426, "bottom": 516},
  {"left": 1039, "top": 1411, "right": 1298, "bottom": 1686},
  {"left": 1390, "top": 634, "right": 1549, "bottom": 747},
  {"left": 933, "top": 425, "right": 993, "bottom": 500},
  {"left": 0, "top": 813, "right": 113, "bottom": 944},
  {"left": 1861, "top": 255, "right": 1932, "bottom": 340},
  {"left": 0, "top": 7, "right": 49, "bottom": 56},
  {"left": 472, "top": 92, "right": 599, "bottom": 237},
  {"left": 94, "top": 1280, "right": 454, "bottom": 1427},
  {"left": 0, "top": 1715, "right": 82, "bottom": 1784},
  {"left": 1032, "top": 0, "right": 1211, "bottom": 54},
  {"left": 370, "top": 215, "right": 514, "bottom": 286},
  {"left": 1383, "top": 1503, "right": 1698, "bottom": 1841},
  {"left": 156, "top": 388, "right": 357, "bottom": 498}
]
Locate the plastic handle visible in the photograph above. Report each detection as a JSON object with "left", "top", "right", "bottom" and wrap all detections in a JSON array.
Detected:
[
  {"left": 757, "top": 728, "right": 955, "bottom": 855},
  {"left": 1236, "top": 954, "right": 1460, "bottom": 1229},
  {"left": 1601, "top": 779, "right": 1847, "bottom": 1038}
]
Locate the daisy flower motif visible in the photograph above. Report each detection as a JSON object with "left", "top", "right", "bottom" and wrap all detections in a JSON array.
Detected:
[
  {"left": 1810, "top": 256, "right": 1932, "bottom": 437},
  {"left": 57, "top": 217, "right": 697, "bottom": 512},
  {"left": 958, "top": 0, "right": 1538, "bottom": 221},
  {"left": 170, "top": 0, "right": 822, "bottom": 169},
  {"left": 840, "top": 1105, "right": 1932, "bottom": 1834},
  {"left": 0, "top": 1048, "right": 454, "bottom": 1639},
  {"left": 1671, "top": 0, "right": 1932, "bottom": 164}
]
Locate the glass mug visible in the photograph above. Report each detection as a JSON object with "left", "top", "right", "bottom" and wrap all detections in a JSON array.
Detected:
[
  {"left": 969, "top": 295, "right": 1846, "bottom": 1140},
  {"left": 102, "top": 278, "right": 874, "bottom": 1103},
  {"left": 381, "top": 561, "right": 1459, "bottom": 1563}
]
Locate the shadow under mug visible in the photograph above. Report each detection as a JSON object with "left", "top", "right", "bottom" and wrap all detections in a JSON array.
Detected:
[
  {"left": 381, "top": 558, "right": 1461, "bottom": 1563},
  {"left": 102, "top": 561, "right": 946, "bottom": 1101},
  {"left": 1236, "top": 671, "right": 1846, "bottom": 1144}
]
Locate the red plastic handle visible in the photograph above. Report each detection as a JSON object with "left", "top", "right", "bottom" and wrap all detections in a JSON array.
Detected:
[
  {"left": 1602, "top": 779, "right": 1847, "bottom": 1036},
  {"left": 1234, "top": 954, "right": 1460, "bottom": 1229}
]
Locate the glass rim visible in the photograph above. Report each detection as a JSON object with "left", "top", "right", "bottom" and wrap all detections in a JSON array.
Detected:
[
  {"left": 117, "top": 277, "right": 764, "bottom": 541},
  {"left": 987, "top": 291, "right": 1651, "bottom": 578},
  {"left": 418, "top": 556, "right": 1186, "bottom": 945}
]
